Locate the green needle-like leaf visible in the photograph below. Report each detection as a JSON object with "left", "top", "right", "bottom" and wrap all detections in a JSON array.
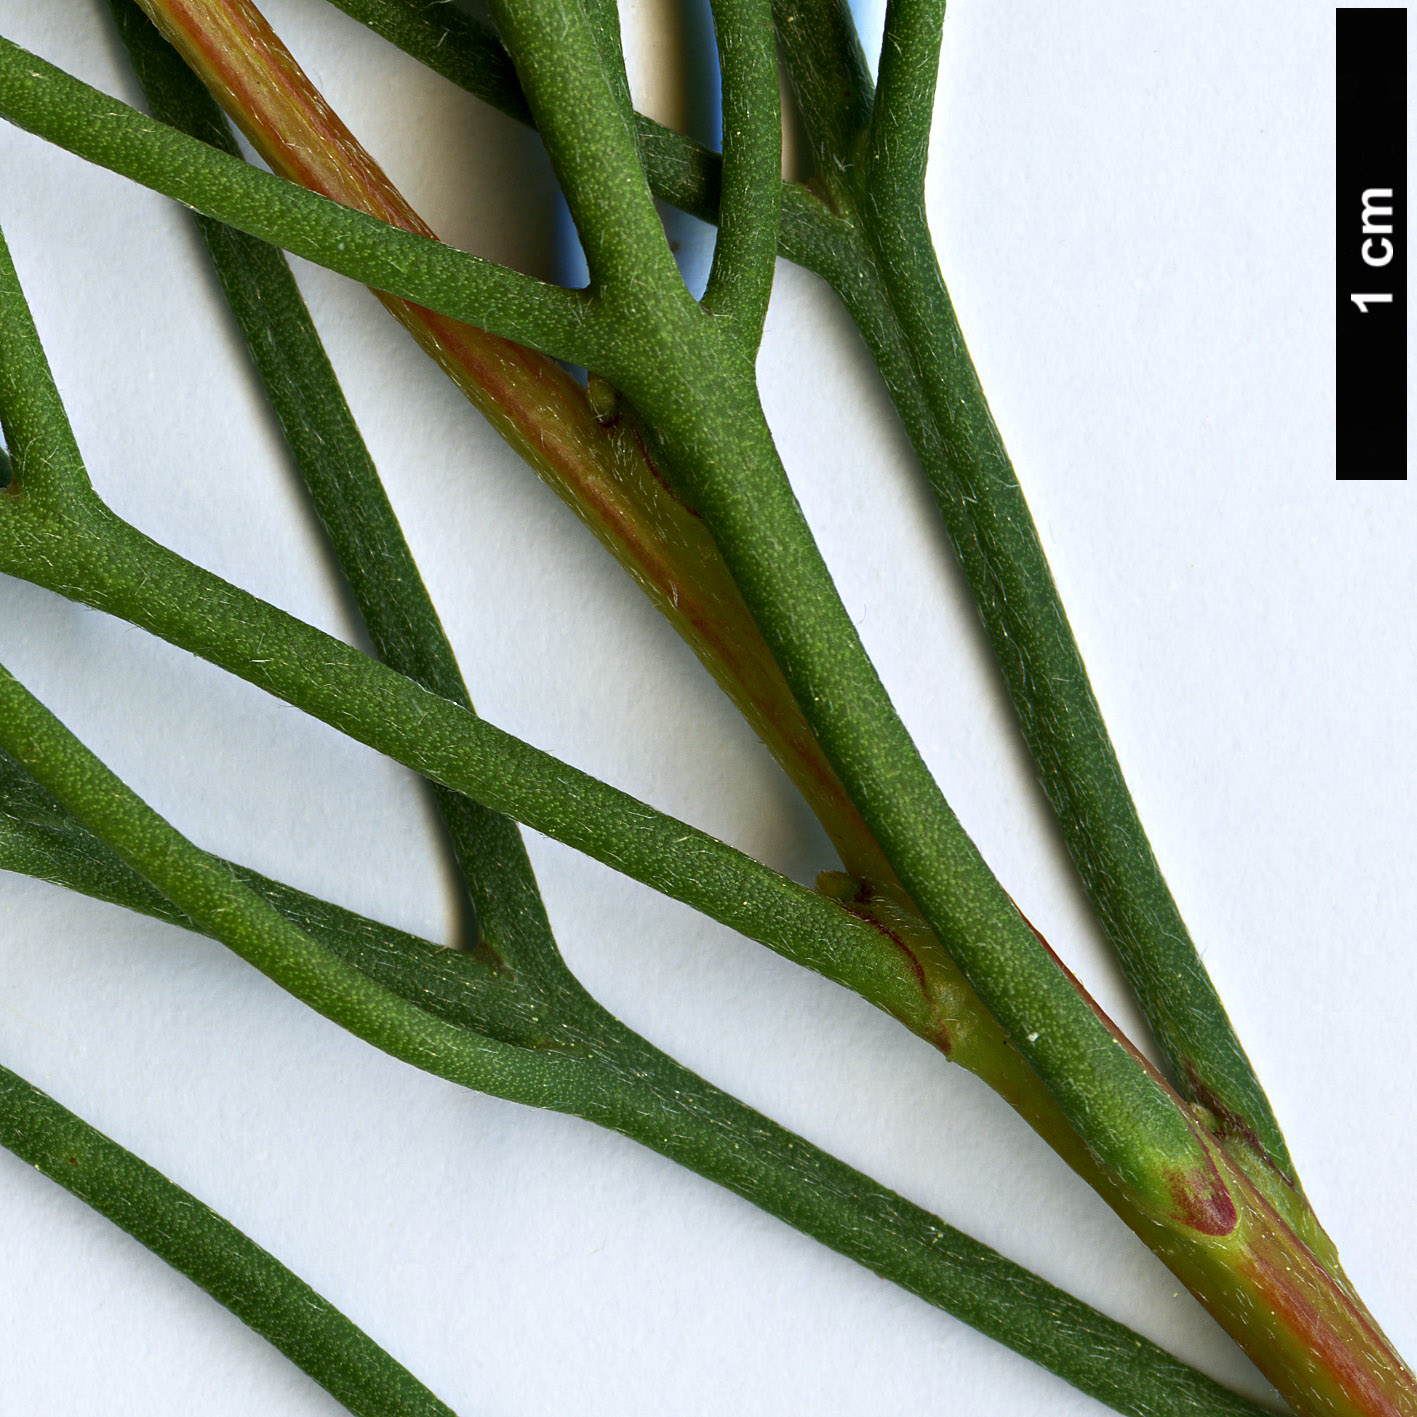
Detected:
[
  {"left": 105, "top": 0, "right": 569, "bottom": 984},
  {"left": 486, "top": 0, "right": 1208, "bottom": 1207},
  {"left": 0, "top": 1061, "right": 461, "bottom": 1417},
  {"left": 314, "top": 0, "right": 1296, "bottom": 1186},
  {"left": 0, "top": 748, "right": 572, "bottom": 1051},
  {"left": 0, "top": 35, "right": 602, "bottom": 367},
  {"left": 0, "top": 34, "right": 1208, "bottom": 1217},
  {"left": 0, "top": 656, "right": 601, "bottom": 1113},
  {"left": 773, "top": 0, "right": 875, "bottom": 173},
  {"left": 317, "top": 0, "right": 846, "bottom": 274},
  {"left": 699, "top": 0, "right": 780, "bottom": 346},
  {"left": 7, "top": 7, "right": 1409, "bottom": 1406},
  {"left": 825, "top": 0, "right": 1295, "bottom": 1182},
  {"left": 0, "top": 215, "right": 1286, "bottom": 1411},
  {"left": 0, "top": 748, "right": 1273, "bottom": 1417}
]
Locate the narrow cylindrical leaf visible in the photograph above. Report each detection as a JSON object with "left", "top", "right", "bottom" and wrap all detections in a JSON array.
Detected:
[
  {"left": 0, "top": 1064, "right": 460, "bottom": 1417},
  {"left": 0, "top": 36, "right": 602, "bottom": 365},
  {"left": 0, "top": 763, "right": 1276, "bottom": 1417},
  {"left": 700, "top": 0, "right": 781, "bottom": 345}
]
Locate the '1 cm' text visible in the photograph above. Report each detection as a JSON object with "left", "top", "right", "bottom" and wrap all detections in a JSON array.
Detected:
[{"left": 1351, "top": 188, "right": 1396, "bottom": 313}]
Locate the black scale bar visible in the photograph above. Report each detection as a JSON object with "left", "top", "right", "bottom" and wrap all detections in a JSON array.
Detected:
[{"left": 1336, "top": 8, "right": 1408, "bottom": 480}]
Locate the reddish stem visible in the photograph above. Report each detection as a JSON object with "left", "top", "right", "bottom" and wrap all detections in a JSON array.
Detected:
[{"left": 131, "top": 7, "right": 1417, "bottom": 1410}]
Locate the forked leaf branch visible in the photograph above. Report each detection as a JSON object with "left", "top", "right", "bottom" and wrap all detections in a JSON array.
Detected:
[{"left": 0, "top": 2, "right": 1411, "bottom": 1414}]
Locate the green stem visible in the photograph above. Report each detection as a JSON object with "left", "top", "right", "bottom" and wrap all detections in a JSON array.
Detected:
[
  {"left": 0, "top": 21, "right": 1209, "bottom": 1216},
  {"left": 316, "top": 0, "right": 849, "bottom": 274},
  {"left": 699, "top": 0, "right": 781, "bottom": 348},
  {"left": 309, "top": 0, "right": 1295, "bottom": 1193},
  {"left": 4, "top": 159, "right": 1404, "bottom": 1417},
  {"left": 107, "top": 0, "right": 568, "bottom": 983},
  {"left": 771, "top": 0, "right": 874, "bottom": 176},
  {"left": 482, "top": 0, "right": 684, "bottom": 314},
  {"left": 0, "top": 657, "right": 600, "bottom": 1111},
  {"left": 836, "top": 4, "right": 1294, "bottom": 1182},
  {"left": 588, "top": 1040, "right": 1278, "bottom": 1417},
  {"left": 864, "top": 0, "right": 945, "bottom": 216},
  {"left": 0, "top": 35, "right": 603, "bottom": 366},
  {"left": 0, "top": 745, "right": 596, "bottom": 1054},
  {"left": 482, "top": 0, "right": 1209, "bottom": 1216},
  {"left": 0, "top": 751, "right": 1275, "bottom": 1417},
  {"left": 317, "top": 0, "right": 532, "bottom": 125},
  {"left": 625, "top": 360, "right": 1210, "bottom": 1211},
  {"left": 122, "top": 0, "right": 871, "bottom": 904},
  {"left": 578, "top": 0, "right": 634, "bottom": 120},
  {"left": 0, "top": 1062, "right": 461, "bottom": 1417},
  {"left": 0, "top": 202, "right": 1193, "bottom": 1256},
  {"left": 0, "top": 502, "right": 934, "bottom": 1048},
  {"left": 10, "top": 20, "right": 1395, "bottom": 1402}
]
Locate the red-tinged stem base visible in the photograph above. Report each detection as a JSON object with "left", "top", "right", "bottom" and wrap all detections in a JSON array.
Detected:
[
  {"left": 866, "top": 895, "right": 1415, "bottom": 1415},
  {"left": 119, "top": 5, "right": 1416, "bottom": 1409},
  {"left": 1137, "top": 1142, "right": 1417, "bottom": 1417}
]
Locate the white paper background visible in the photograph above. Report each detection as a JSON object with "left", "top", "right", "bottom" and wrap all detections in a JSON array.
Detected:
[{"left": 1, "top": 2, "right": 1413, "bottom": 1413}]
